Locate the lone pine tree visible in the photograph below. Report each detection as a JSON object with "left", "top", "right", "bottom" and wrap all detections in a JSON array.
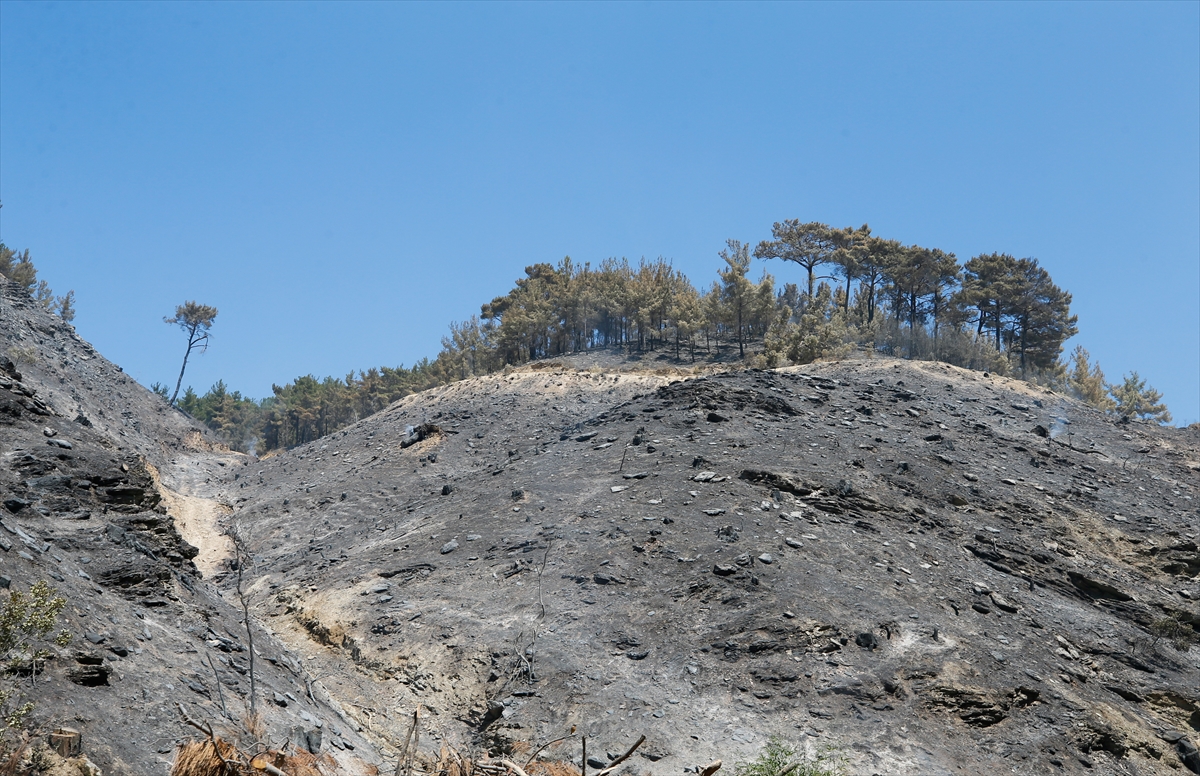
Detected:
[
  {"left": 165, "top": 301, "right": 218, "bottom": 407},
  {"left": 1110, "top": 372, "right": 1172, "bottom": 425}
]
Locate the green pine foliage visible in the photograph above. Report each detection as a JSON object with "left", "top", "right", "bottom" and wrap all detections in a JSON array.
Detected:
[
  {"left": 1109, "top": 372, "right": 1172, "bottom": 424},
  {"left": 0, "top": 243, "right": 76, "bottom": 323},
  {"left": 1067, "top": 346, "right": 1115, "bottom": 411},
  {"left": 142, "top": 220, "right": 1175, "bottom": 452}
]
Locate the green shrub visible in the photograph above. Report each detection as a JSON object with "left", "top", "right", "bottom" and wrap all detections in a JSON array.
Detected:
[
  {"left": 734, "top": 737, "right": 848, "bottom": 776},
  {"left": 1150, "top": 613, "right": 1197, "bottom": 652},
  {"left": 1, "top": 581, "right": 72, "bottom": 752}
]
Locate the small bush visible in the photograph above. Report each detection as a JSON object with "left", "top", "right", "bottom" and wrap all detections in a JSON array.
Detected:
[
  {"left": 734, "top": 737, "right": 848, "bottom": 776},
  {"left": 1, "top": 581, "right": 72, "bottom": 754},
  {"left": 5, "top": 346, "right": 37, "bottom": 366},
  {"left": 1150, "top": 613, "right": 1197, "bottom": 653}
]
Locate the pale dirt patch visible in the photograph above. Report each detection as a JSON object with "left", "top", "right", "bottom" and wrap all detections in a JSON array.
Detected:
[
  {"left": 165, "top": 487, "right": 233, "bottom": 577},
  {"left": 149, "top": 461, "right": 234, "bottom": 576}
]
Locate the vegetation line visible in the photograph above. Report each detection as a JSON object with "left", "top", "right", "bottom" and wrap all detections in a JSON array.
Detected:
[{"left": 0, "top": 219, "right": 1175, "bottom": 459}]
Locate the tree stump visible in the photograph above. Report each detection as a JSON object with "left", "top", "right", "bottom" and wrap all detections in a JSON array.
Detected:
[{"left": 49, "top": 727, "right": 82, "bottom": 756}]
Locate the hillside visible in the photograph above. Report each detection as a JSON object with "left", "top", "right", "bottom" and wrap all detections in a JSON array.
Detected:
[
  {"left": 221, "top": 356, "right": 1200, "bottom": 774},
  {"left": 2, "top": 273, "right": 1199, "bottom": 775},
  {"left": 0, "top": 278, "right": 385, "bottom": 772}
]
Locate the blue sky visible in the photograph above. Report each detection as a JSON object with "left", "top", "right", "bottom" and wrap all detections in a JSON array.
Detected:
[{"left": 2, "top": 2, "right": 1197, "bottom": 423}]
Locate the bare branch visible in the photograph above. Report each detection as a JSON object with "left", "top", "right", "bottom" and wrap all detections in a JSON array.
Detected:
[{"left": 594, "top": 735, "right": 646, "bottom": 776}]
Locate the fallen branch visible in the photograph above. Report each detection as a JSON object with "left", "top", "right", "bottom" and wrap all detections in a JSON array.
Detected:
[
  {"left": 394, "top": 707, "right": 420, "bottom": 776},
  {"left": 594, "top": 735, "right": 646, "bottom": 776},
  {"left": 248, "top": 755, "right": 292, "bottom": 776},
  {"left": 499, "top": 760, "right": 531, "bottom": 776},
  {"left": 525, "top": 733, "right": 571, "bottom": 766},
  {"left": 204, "top": 651, "right": 228, "bottom": 719},
  {"left": 175, "top": 702, "right": 213, "bottom": 740}
]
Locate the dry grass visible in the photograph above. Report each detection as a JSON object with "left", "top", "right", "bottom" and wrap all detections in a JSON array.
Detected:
[
  {"left": 170, "top": 738, "right": 240, "bottom": 776},
  {"left": 183, "top": 430, "right": 231, "bottom": 453},
  {"left": 171, "top": 737, "right": 337, "bottom": 776},
  {"left": 253, "top": 750, "right": 336, "bottom": 776},
  {"left": 418, "top": 743, "right": 580, "bottom": 776}
]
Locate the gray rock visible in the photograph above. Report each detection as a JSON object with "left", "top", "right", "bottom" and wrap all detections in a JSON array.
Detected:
[
  {"left": 757, "top": 553, "right": 775, "bottom": 565},
  {"left": 440, "top": 539, "right": 459, "bottom": 555},
  {"left": 990, "top": 592, "right": 1018, "bottom": 613}
]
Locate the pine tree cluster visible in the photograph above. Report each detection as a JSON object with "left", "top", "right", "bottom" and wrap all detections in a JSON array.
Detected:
[
  {"left": 6, "top": 222, "right": 1173, "bottom": 455},
  {"left": 0, "top": 244, "right": 75, "bottom": 322},
  {"left": 174, "top": 222, "right": 1173, "bottom": 453}
]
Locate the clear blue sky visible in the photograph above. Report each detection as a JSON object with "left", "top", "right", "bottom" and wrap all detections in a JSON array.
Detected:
[{"left": 2, "top": 2, "right": 1197, "bottom": 423}]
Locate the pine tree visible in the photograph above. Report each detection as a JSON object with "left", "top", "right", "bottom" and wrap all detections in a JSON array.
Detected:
[
  {"left": 1066, "top": 346, "right": 1114, "bottom": 411},
  {"left": 1007, "top": 258, "right": 1078, "bottom": 375},
  {"left": 830, "top": 224, "right": 871, "bottom": 314},
  {"left": 1109, "top": 372, "right": 1172, "bottom": 424},
  {"left": 9, "top": 250, "right": 37, "bottom": 295},
  {"left": 34, "top": 280, "right": 55, "bottom": 309},
  {"left": 53, "top": 290, "right": 76, "bottom": 323},
  {"left": 718, "top": 240, "right": 754, "bottom": 358},
  {"left": 165, "top": 301, "right": 218, "bottom": 407},
  {"left": 958, "top": 252, "right": 1019, "bottom": 349},
  {"left": 0, "top": 244, "right": 14, "bottom": 277},
  {"left": 754, "top": 220, "right": 836, "bottom": 302},
  {"left": 857, "top": 237, "right": 899, "bottom": 325}
]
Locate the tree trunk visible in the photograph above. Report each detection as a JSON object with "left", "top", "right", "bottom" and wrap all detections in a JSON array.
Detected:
[
  {"left": 169, "top": 325, "right": 200, "bottom": 406},
  {"left": 737, "top": 303, "right": 744, "bottom": 358}
]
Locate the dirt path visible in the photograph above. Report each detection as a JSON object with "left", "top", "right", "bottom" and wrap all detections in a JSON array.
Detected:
[
  {"left": 160, "top": 485, "right": 233, "bottom": 576},
  {"left": 148, "top": 457, "right": 237, "bottom": 577}
]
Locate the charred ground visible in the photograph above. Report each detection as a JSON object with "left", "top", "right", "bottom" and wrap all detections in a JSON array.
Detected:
[{"left": 223, "top": 356, "right": 1199, "bottom": 774}]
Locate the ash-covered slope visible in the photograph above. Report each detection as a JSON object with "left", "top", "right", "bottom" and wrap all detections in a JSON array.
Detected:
[
  {"left": 0, "top": 278, "right": 383, "bottom": 773},
  {"left": 227, "top": 358, "right": 1200, "bottom": 775}
]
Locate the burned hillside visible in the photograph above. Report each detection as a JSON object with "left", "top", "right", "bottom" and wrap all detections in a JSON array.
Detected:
[
  {"left": 0, "top": 278, "right": 384, "bottom": 773},
  {"left": 219, "top": 356, "right": 1200, "bottom": 774}
]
